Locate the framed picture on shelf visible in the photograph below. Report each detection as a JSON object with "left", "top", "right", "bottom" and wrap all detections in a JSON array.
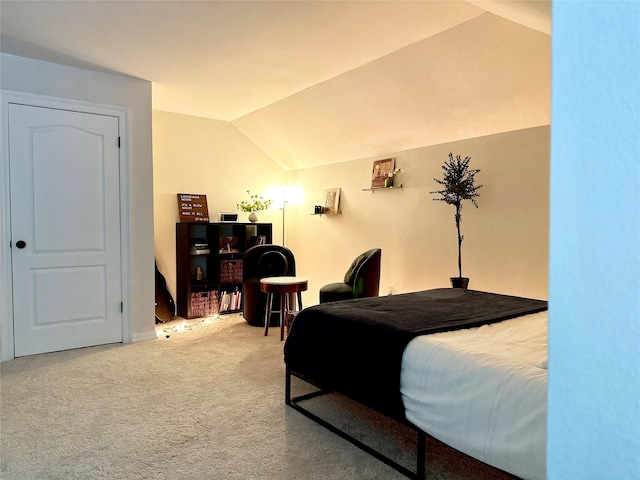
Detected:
[
  {"left": 371, "top": 158, "right": 395, "bottom": 189},
  {"left": 324, "top": 188, "right": 341, "bottom": 215}
]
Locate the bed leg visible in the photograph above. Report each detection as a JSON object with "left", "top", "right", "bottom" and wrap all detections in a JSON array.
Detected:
[
  {"left": 416, "top": 430, "right": 426, "bottom": 480},
  {"left": 285, "top": 365, "right": 291, "bottom": 406}
]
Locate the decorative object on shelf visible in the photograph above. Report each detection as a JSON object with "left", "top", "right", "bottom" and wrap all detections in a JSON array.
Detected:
[
  {"left": 220, "top": 259, "right": 243, "bottom": 283},
  {"left": 177, "top": 193, "right": 209, "bottom": 223},
  {"left": 194, "top": 266, "right": 203, "bottom": 280},
  {"left": 190, "top": 291, "right": 219, "bottom": 317},
  {"left": 371, "top": 158, "right": 395, "bottom": 189},
  {"left": 218, "top": 212, "right": 239, "bottom": 222},
  {"left": 237, "top": 190, "right": 272, "bottom": 223},
  {"left": 430, "top": 153, "right": 482, "bottom": 289},
  {"left": 323, "top": 188, "right": 341, "bottom": 215},
  {"left": 384, "top": 168, "right": 404, "bottom": 188},
  {"left": 219, "top": 236, "right": 239, "bottom": 253}
]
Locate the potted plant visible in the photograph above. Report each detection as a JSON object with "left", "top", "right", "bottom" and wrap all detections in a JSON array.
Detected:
[
  {"left": 430, "top": 153, "right": 482, "bottom": 288},
  {"left": 384, "top": 168, "right": 404, "bottom": 188},
  {"left": 237, "top": 190, "right": 272, "bottom": 223}
]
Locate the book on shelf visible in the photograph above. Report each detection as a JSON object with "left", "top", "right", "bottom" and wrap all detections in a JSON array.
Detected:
[
  {"left": 219, "top": 289, "right": 242, "bottom": 312},
  {"left": 246, "top": 235, "right": 268, "bottom": 249},
  {"left": 191, "top": 241, "right": 210, "bottom": 255}
]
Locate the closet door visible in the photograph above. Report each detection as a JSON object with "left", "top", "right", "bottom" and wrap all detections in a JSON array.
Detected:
[{"left": 9, "top": 103, "right": 123, "bottom": 356}]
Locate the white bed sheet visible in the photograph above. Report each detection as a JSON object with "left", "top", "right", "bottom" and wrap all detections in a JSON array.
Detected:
[{"left": 400, "top": 311, "right": 548, "bottom": 480}]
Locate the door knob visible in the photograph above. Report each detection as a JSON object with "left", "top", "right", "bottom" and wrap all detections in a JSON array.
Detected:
[{"left": 15, "top": 240, "right": 26, "bottom": 249}]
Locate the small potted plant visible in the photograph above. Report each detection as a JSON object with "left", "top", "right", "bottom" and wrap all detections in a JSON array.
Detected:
[
  {"left": 430, "top": 153, "right": 482, "bottom": 288},
  {"left": 237, "top": 190, "right": 272, "bottom": 222},
  {"left": 384, "top": 168, "right": 404, "bottom": 188}
]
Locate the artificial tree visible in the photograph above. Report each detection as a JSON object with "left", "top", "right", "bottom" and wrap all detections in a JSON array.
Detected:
[{"left": 430, "top": 153, "right": 482, "bottom": 288}]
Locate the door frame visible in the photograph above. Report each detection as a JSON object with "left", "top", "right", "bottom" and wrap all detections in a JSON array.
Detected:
[{"left": 0, "top": 90, "right": 133, "bottom": 361}]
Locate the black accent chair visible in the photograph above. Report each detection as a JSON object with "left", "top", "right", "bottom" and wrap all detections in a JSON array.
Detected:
[
  {"left": 319, "top": 248, "right": 382, "bottom": 303},
  {"left": 243, "top": 245, "right": 296, "bottom": 327}
]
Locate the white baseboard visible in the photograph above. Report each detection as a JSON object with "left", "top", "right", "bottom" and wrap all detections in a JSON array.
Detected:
[{"left": 131, "top": 330, "right": 157, "bottom": 343}]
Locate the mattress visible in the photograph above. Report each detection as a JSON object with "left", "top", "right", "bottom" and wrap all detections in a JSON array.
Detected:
[
  {"left": 285, "top": 289, "right": 547, "bottom": 421},
  {"left": 400, "top": 311, "right": 548, "bottom": 480}
]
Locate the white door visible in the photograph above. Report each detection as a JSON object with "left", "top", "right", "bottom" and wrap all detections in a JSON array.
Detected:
[{"left": 9, "top": 103, "right": 123, "bottom": 357}]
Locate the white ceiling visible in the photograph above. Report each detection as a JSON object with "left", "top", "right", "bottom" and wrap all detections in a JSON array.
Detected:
[{"left": 0, "top": 1, "right": 550, "bottom": 170}]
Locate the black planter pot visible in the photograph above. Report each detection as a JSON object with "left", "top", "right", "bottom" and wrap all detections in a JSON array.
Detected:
[{"left": 450, "top": 277, "right": 469, "bottom": 289}]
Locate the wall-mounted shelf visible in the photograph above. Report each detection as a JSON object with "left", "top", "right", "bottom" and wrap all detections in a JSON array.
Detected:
[
  {"left": 311, "top": 211, "right": 342, "bottom": 216},
  {"left": 362, "top": 184, "right": 403, "bottom": 193}
]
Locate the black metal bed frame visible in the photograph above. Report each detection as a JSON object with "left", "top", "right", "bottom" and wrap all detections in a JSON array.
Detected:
[{"left": 285, "top": 365, "right": 427, "bottom": 480}]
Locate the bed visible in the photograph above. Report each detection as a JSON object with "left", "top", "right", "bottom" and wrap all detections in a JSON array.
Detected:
[{"left": 283, "top": 288, "right": 548, "bottom": 480}]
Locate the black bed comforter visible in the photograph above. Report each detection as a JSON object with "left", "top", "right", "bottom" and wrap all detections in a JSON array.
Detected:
[{"left": 284, "top": 288, "right": 547, "bottom": 421}]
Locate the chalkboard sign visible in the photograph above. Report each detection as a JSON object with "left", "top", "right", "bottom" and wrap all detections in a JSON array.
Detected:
[{"left": 177, "top": 193, "right": 209, "bottom": 222}]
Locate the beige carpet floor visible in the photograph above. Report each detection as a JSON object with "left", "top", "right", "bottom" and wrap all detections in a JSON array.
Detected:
[{"left": 1, "top": 314, "right": 516, "bottom": 480}]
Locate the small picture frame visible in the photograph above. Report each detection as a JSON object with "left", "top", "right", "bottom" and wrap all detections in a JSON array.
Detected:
[
  {"left": 218, "top": 213, "right": 239, "bottom": 223},
  {"left": 371, "top": 158, "right": 395, "bottom": 189},
  {"left": 323, "top": 188, "right": 341, "bottom": 215}
]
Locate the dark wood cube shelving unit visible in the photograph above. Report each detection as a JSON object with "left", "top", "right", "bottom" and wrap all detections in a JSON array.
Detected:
[{"left": 176, "top": 222, "right": 272, "bottom": 319}]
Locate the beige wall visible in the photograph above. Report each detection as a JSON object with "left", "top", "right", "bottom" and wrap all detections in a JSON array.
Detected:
[
  {"left": 285, "top": 126, "right": 549, "bottom": 306},
  {"left": 152, "top": 110, "right": 286, "bottom": 299},
  {"left": 153, "top": 110, "right": 549, "bottom": 309}
]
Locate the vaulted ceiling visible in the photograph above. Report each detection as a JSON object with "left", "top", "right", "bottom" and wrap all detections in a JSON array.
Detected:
[{"left": 0, "top": 1, "right": 550, "bottom": 170}]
